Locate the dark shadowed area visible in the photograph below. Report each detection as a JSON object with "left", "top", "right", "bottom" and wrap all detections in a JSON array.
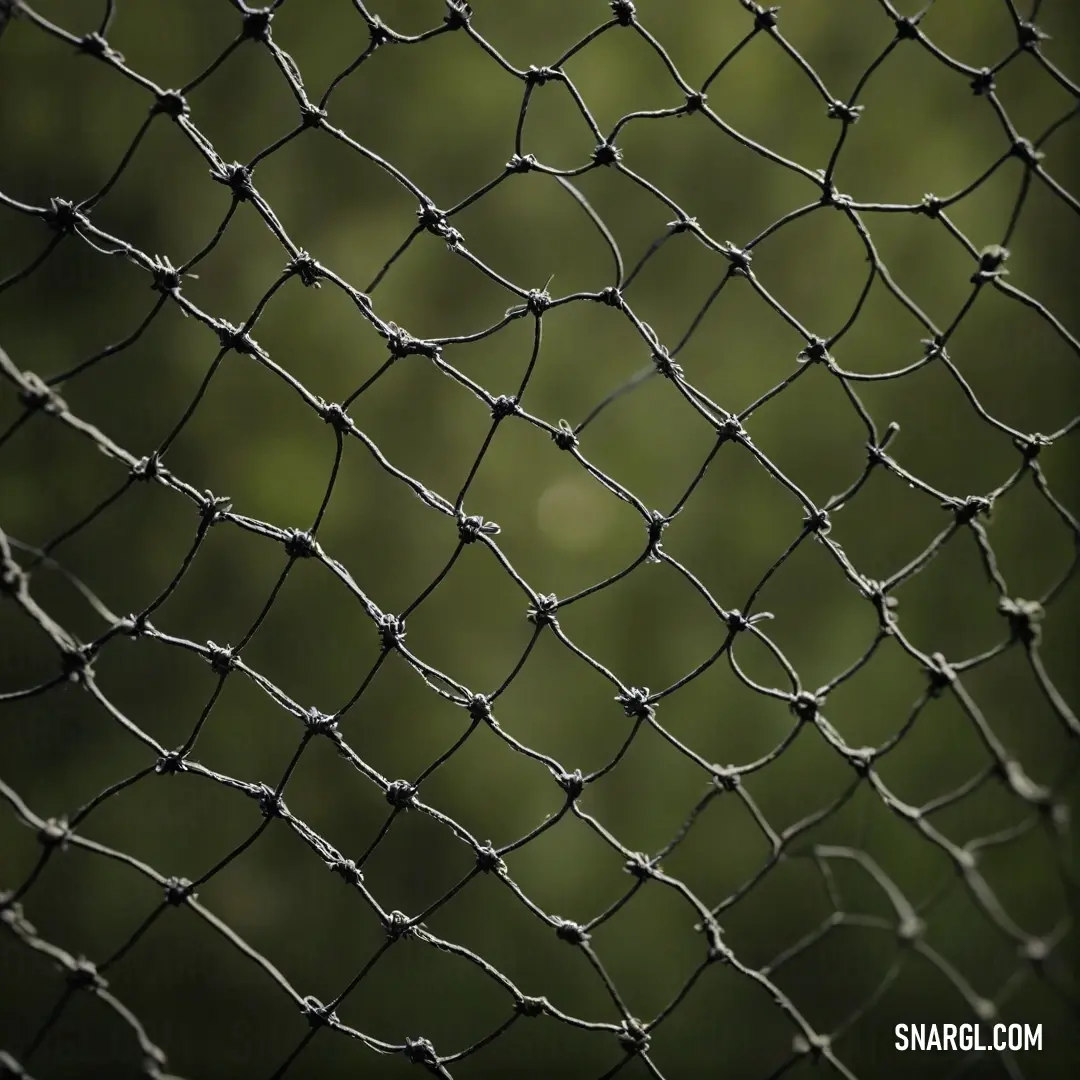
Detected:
[{"left": 0, "top": 1, "right": 1078, "bottom": 1078}]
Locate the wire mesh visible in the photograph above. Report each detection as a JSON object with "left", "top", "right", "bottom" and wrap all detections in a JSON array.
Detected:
[{"left": 0, "top": 1, "right": 1077, "bottom": 1078}]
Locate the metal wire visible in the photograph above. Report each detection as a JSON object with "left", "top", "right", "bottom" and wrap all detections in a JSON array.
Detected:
[{"left": 1, "top": 1, "right": 1077, "bottom": 1077}]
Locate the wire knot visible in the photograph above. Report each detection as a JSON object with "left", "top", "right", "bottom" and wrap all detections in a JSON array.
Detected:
[
  {"left": 153, "top": 89, "right": 189, "bottom": 120},
  {"left": 617, "top": 1018, "right": 650, "bottom": 1055},
  {"left": 241, "top": 7, "right": 273, "bottom": 41},
  {"left": 897, "top": 914, "right": 925, "bottom": 944},
  {"left": 945, "top": 494, "right": 992, "bottom": 524},
  {"left": 616, "top": 686, "right": 653, "bottom": 719},
  {"left": 551, "top": 420, "right": 578, "bottom": 451},
  {"left": 131, "top": 453, "right": 164, "bottom": 482},
  {"left": 0, "top": 554, "right": 26, "bottom": 599},
  {"left": 798, "top": 337, "right": 830, "bottom": 365},
  {"left": 526, "top": 65, "right": 559, "bottom": 86},
  {"left": 331, "top": 858, "right": 364, "bottom": 886},
  {"left": 215, "top": 320, "right": 259, "bottom": 355},
  {"left": 300, "top": 102, "right": 328, "bottom": 129},
  {"left": 149, "top": 254, "right": 183, "bottom": 294},
  {"left": 592, "top": 140, "right": 622, "bottom": 167},
  {"left": 467, "top": 694, "right": 493, "bottom": 722},
  {"left": 38, "top": 817, "right": 70, "bottom": 851},
  {"left": 155, "top": 750, "right": 187, "bottom": 775},
  {"left": 404, "top": 1037, "right": 440, "bottom": 1069},
  {"left": 386, "top": 779, "right": 417, "bottom": 809},
  {"left": 646, "top": 510, "right": 674, "bottom": 560},
  {"left": 516, "top": 995, "right": 548, "bottom": 1017},
  {"left": 506, "top": 152, "right": 538, "bottom": 173},
  {"left": 555, "top": 768, "right": 585, "bottom": 800},
  {"left": 684, "top": 90, "right": 707, "bottom": 114},
  {"left": 475, "top": 843, "right": 505, "bottom": 874},
  {"left": 526, "top": 288, "right": 552, "bottom": 315},
  {"left": 377, "top": 613, "right": 407, "bottom": 651},
  {"left": 67, "top": 957, "right": 108, "bottom": 993},
  {"left": 283, "top": 528, "right": 319, "bottom": 559},
  {"left": 970, "top": 68, "right": 995, "bottom": 96},
  {"left": 747, "top": 2, "right": 779, "bottom": 31},
  {"left": 1021, "top": 937, "right": 1049, "bottom": 963},
  {"left": 303, "top": 707, "right": 339, "bottom": 736},
  {"left": 793, "top": 1033, "right": 831, "bottom": 1059},
  {"left": 919, "top": 193, "right": 943, "bottom": 218},
  {"left": 715, "top": 415, "right": 745, "bottom": 444},
  {"left": 819, "top": 181, "right": 852, "bottom": 209},
  {"left": 528, "top": 593, "right": 559, "bottom": 627},
  {"left": 386, "top": 910, "right": 414, "bottom": 940},
  {"left": 667, "top": 216, "right": 699, "bottom": 235},
  {"left": 318, "top": 400, "right": 353, "bottom": 434},
  {"left": 301, "top": 995, "right": 338, "bottom": 1029},
  {"left": 289, "top": 251, "right": 323, "bottom": 286},
  {"left": 862, "top": 580, "right": 899, "bottom": 630},
  {"left": 720, "top": 242, "right": 751, "bottom": 275},
  {"left": 624, "top": 852, "right": 657, "bottom": 881},
  {"left": 971, "top": 244, "right": 1009, "bottom": 284},
  {"left": 1017, "top": 20, "right": 1048, "bottom": 49},
  {"left": 490, "top": 394, "right": 518, "bottom": 420},
  {"left": 847, "top": 746, "right": 876, "bottom": 776},
  {"left": 368, "top": 16, "right": 393, "bottom": 47},
  {"left": 827, "top": 100, "right": 863, "bottom": 124},
  {"left": 444, "top": 0, "right": 473, "bottom": 30},
  {"left": 803, "top": 508, "right": 831, "bottom": 536},
  {"left": 791, "top": 690, "right": 823, "bottom": 722},
  {"left": 199, "top": 491, "right": 233, "bottom": 527},
  {"left": 998, "top": 596, "right": 1043, "bottom": 646},
  {"left": 554, "top": 918, "right": 590, "bottom": 945},
  {"left": 894, "top": 15, "right": 919, "bottom": 40},
  {"left": 17, "top": 370, "right": 65, "bottom": 414},
  {"left": 44, "top": 196, "right": 85, "bottom": 235},
  {"left": 713, "top": 767, "right": 740, "bottom": 792},
  {"left": 78, "top": 31, "right": 122, "bottom": 62},
  {"left": 417, "top": 201, "right": 462, "bottom": 247},
  {"left": 61, "top": 643, "right": 96, "bottom": 682},
  {"left": 212, "top": 162, "right": 256, "bottom": 201},
  {"left": 867, "top": 421, "right": 900, "bottom": 465},
  {"left": 651, "top": 346, "right": 683, "bottom": 380},
  {"left": 926, "top": 652, "right": 955, "bottom": 695},
  {"left": 164, "top": 877, "right": 196, "bottom": 906},
  {"left": 385, "top": 322, "right": 438, "bottom": 359},
  {"left": 457, "top": 514, "right": 500, "bottom": 544},
  {"left": 1011, "top": 138, "right": 1043, "bottom": 168},
  {"left": 1015, "top": 432, "right": 1050, "bottom": 461},
  {"left": 256, "top": 783, "right": 285, "bottom": 819}
]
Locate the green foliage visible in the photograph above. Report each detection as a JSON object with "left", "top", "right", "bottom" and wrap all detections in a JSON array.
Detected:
[{"left": 1, "top": 2, "right": 1077, "bottom": 1078}]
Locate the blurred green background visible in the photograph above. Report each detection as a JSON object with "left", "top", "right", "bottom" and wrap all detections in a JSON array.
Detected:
[{"left": 1, "top": 1, "right": 1077, "bottom": 1077}]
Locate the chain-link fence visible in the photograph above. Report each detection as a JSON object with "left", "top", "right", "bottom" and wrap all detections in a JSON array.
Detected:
[{"left": 1, "top": 1, "right": 1077, "bottom": 1077}]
